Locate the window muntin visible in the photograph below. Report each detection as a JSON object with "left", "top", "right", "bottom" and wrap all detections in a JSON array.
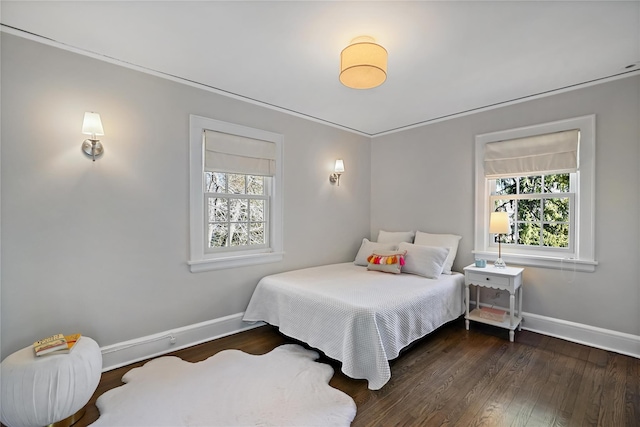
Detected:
[
  {"left": 205, "top": 172, "right": 269, "bottom": 252},
  {"left": 490, "top": 173, "right": 574, "bottom": 252}
]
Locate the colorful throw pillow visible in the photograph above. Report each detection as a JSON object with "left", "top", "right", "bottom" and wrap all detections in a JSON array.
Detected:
[
  {"left": 354, "top": 239, "right": 398, "bottom": 266},
  {"left": 367, "top": 250, "right": 407, "bottom": 274}
]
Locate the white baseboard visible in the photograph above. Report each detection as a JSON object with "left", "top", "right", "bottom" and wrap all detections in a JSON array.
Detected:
[
  {"left": 102, "top": 307, "right": 639, "bottom": 373},
  {"left": 521, "top": 312, "right": 640, "bottom": 359},
  {"left": 471, "top": 300, "right": 639, "bottom": 358},
  {"left": 100, "top": 313, "right": 264, "bottom": 372}
]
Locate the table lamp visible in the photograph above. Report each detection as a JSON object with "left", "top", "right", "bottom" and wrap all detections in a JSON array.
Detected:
[{"left": 489, "top": 212, "right": 510, "bottom": 268}]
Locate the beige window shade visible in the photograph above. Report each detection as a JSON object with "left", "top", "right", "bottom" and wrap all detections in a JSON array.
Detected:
[
  {"left": 205, "top": 130, "right": 276, "bottom": 176},
  {"left": 484, "top": 129, "right": 579, "bottom": 178}
]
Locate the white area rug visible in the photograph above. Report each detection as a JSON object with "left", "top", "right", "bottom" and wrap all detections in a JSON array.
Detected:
[{"left": 90, "top": 344, "right": 357, "bottom": 427}]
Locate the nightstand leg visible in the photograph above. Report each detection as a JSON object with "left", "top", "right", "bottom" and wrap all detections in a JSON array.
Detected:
[
  {"left": 518, "top": 287, "right": 523, "bottom": 331},
  {"left": 509, "top": 292, "right": 515, "bottom": 342},
  {"left": 465, "top": 285, "right": 470, "bottom": 330}
]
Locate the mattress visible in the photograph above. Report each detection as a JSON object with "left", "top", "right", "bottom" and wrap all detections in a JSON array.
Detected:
[{"left": 243, "top": 262, "right": 464, "bottom": 389}]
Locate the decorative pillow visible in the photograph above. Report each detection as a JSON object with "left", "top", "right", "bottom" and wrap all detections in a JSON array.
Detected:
[
  {"left": 354, "top": 238, "right": 398, "bottom": 266},
  {"left": 413, "top": 231, "right": 462, "bottom": 274},
  {"left": 367, "top": 250, "right": 407, "bottom": 274},
  {"left": 398, "top": 242, "right": 450, "bottom": 279},
  {"left": 377, "top": 230, "right": 415, "bottom": 244}
]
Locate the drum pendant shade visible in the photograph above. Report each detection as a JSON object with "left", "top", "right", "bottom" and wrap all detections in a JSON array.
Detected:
[{"left": 340, "top": 37, "right": 387, "bottom": 89}]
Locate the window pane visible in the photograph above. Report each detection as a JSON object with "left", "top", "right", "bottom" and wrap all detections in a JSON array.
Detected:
[
  {"left": 519, "top": 176, "right": 542, "bottom": 194},
  {"left": 518, "top": 223, "right": 540, "bottom": 245},
  {"left": 493, "top": 199, "right": 516, "bottom": 213},
  {"left": 229, "top": 223, "right": 248, "bottom": 246},
  {"left": 208, "top": 197, "right": 228, "bottom": 222},
  {"left": 247, "top": 176, "right": 265, "bottom": 195},
  {"left": 250, "top": 222, "right": 265, "bottom": 245},
  {"left": 228, "top": 174, "right": 246, "bottom": 194},
  {"left": 495, "top": 178, "right": 517, "bottom": 195},
  {"left": 543, "top": 223, "right": 569, "bottom": 247},
  {"left": 250, "top": 199, "right": 265, "bottom": 221},
  {"left": 208, "top": 223, "right": 228, "bottom": 248},
  {"left": 518, "top": 199, "right": 541, "bottom": 222},
  {"left": 544, "top": 174, "right": 570, "bottom": 193},
  {"left": 205, "top": 172, "right": 226, "bottom": 193},
  {"left": 229, "top": 199, "right": 248, "bottom": 222},
  {"left": 544, "top": 198, "right": 570, "bottom": 222}
]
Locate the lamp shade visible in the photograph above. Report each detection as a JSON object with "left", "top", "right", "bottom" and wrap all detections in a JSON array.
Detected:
[
  {"left": 82, "top": 112, "right": 104, "bottom": 136},
  {"left": 334, "top": 159, "right": 345, "bottom": 173},
  {"left": 489, "top": 212, "right": 510, "bottom": 234},
  {"left": 340, "top": 37, "right": 387, "bottom": 89}
]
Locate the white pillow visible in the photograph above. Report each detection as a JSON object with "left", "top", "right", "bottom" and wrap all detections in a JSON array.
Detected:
[
  {"left": 377, "top": 230, "right": 415, "bottom": 244},
  {"left": 398, "top": 242, "right": 450, "bottom": 279},
  {"left": 414, "top": 232, "right": 462, "bottom": 274},
  {"left": 354, "top": 238, "right": 398, "bottom": 266}
]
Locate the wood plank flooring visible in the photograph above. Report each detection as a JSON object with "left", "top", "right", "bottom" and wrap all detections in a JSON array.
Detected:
[{"left": 71, "top": 318, "right": 640, "bottom": 427}]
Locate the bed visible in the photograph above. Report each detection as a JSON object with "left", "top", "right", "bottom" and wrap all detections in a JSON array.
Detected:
[{"left": 242, "top": 262, "right": 465, "bottom": 390}]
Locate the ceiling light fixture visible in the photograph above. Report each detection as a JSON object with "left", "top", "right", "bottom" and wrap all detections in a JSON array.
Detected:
[{"left": 339, "top": 36, "right": 387, "bottom": 89}]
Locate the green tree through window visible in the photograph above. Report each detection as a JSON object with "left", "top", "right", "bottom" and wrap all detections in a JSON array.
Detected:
[{"left": 492, "top": 174, "right": 572, "bottom": 249}]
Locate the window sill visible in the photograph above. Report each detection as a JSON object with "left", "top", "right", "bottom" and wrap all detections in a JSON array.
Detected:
[
  {"left": 472, "top": 251, "right": 597, "bottom": 273},
  {"left": 188, "top": 251, "right": 284, "bottom": 272}
]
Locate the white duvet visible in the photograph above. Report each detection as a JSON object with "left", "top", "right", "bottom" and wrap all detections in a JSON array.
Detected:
[{"left": 243, "top": 263, "right": 464, "bottom": 390}]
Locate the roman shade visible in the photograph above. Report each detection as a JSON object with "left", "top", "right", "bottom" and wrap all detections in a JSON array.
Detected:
[
  {"left": 484, "top": 129, "right": 579, "bottom": 178},
  {"left": 204, "top": 130, "right": 276, "bottom": 176}
]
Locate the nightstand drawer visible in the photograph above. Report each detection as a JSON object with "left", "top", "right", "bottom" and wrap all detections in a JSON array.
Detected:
[{"left": 466, "top": 272, "right": 510, "bottom": 287}]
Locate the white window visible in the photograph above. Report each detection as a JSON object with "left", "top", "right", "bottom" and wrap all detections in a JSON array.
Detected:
[
  {"left": 490, "top": 173, "right": 575, "bottom": 251},
  {"left": 189, "top": 115, "right": 283, "bottom": 272},
  {"left": 205, "top": 172, "right": 269, "bottom": 252},
  {"left": 474, "top": 115, "right": 597, "bottom": 272}
]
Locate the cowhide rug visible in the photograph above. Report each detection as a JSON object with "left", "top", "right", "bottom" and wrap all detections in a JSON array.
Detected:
[{"left": 90, "top": 344, "right": 357, "bottom": 426}]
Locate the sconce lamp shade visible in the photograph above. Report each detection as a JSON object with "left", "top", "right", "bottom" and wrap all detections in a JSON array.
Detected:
[
  {"left": 330, "top": 159, "right": 345, "bottom": 186},
  {"left": 81, "top": 112, "right": 104, "bottom": 161},
  {"left": 489, "top": 212, "right": 510, "bottom": 234},
  {"left": 82, "top": 112, "right": 104, "bottom": 136},
  {"left": 340, "top": 37, "right": 387, "bottom": 89}
]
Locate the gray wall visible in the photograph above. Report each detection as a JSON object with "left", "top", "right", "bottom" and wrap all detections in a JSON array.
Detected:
[
  {"left": 0, "top": 34, "right": 371, "bottom": 358},
  {"left": 371, "top": 75, "right": 640, "bottom": 336},
  {"left": 2, "top": 32, "right": 638, "bottom": 361}
]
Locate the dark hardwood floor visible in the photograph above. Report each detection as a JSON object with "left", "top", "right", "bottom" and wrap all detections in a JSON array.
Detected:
[{"left": 73, "top": 318, "right": 638, "bottom": 427}]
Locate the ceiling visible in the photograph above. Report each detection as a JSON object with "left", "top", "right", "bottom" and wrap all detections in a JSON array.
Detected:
[{"left": 2, "top": 1, "right": 639, "bottom": 137}]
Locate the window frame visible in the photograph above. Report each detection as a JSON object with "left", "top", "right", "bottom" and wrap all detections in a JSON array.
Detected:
[
  {"left": 188, "top": 115, "right": 283, "bottom": 272},
  {"left": 473, "top": 115, "right": 597, "bottom": 272}
]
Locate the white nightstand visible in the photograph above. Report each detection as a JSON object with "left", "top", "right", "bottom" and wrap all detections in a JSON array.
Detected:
[{"left": 463, "top": 264, "right": 524, "bottom": 342}]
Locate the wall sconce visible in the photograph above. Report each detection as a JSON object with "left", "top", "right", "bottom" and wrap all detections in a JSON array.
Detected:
[
  {"left": 329, "top": 159, "right": 345, "bottom": 186},
  {"left": 81, "top": 112, "right": 104, "bottom": 161}
]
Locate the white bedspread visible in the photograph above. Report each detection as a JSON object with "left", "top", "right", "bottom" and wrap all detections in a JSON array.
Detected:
[{"left": 243, "top": 263, "right": 464, "bottom": 390}]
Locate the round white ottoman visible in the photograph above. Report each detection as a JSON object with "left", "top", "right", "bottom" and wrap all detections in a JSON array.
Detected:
[{"left": 1, "top": 336, "right": 102, "bottom": 427}]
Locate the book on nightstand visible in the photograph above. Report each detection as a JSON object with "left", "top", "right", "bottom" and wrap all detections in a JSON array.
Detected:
[{"left": 478, "top": 307, "right": 507, "bottom": 322}]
